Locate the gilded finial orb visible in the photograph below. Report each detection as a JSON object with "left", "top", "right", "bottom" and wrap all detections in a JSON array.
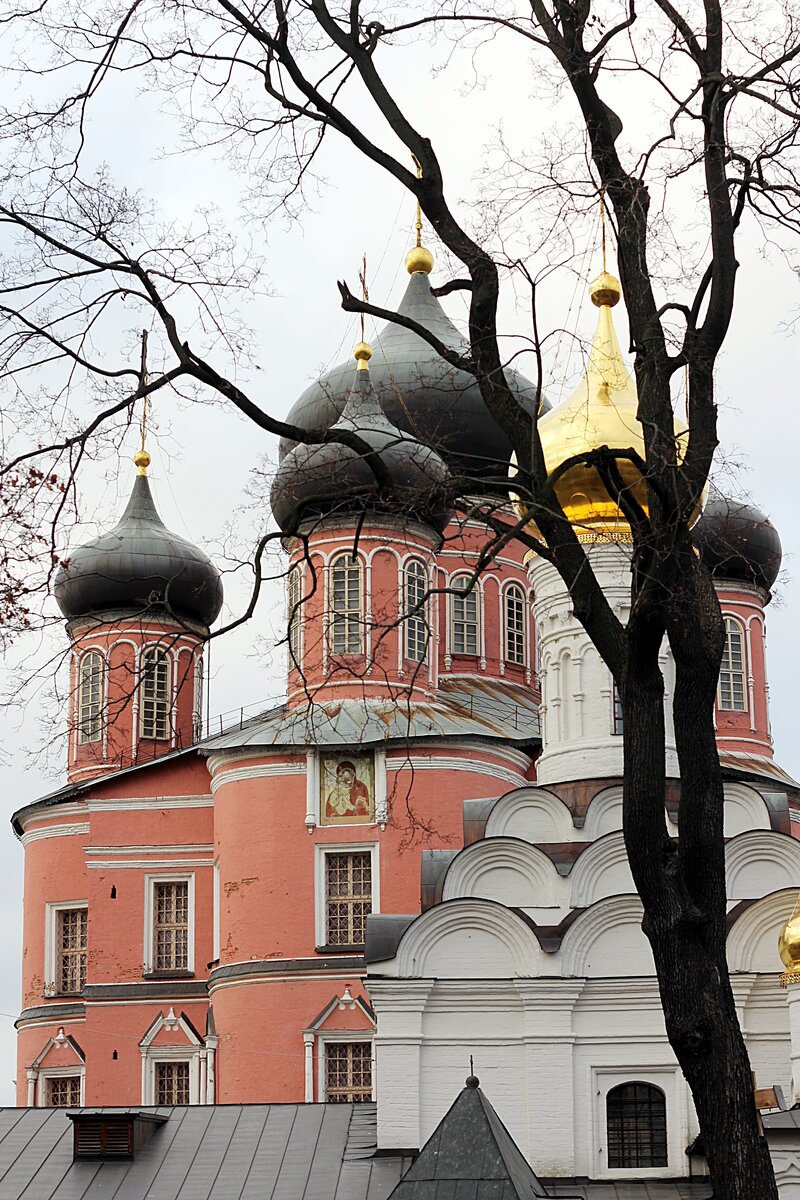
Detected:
[
  {"left": 405, "top": 245, "right": 434, "bottom": 275},
  {"left": 354, "top": 341, "right": 373, "bottom": 370},
  {"left": 589, "top": 271, "right": 622, "bottom": 308},
  {"left": 133, "top": 448, "right": 151, "bottom": 476},
  {"left": 779, "top": 902, "right": 800, "bottom": 986}
]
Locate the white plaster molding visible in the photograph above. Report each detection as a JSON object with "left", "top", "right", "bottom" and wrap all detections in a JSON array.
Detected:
[
  {"left": 484, "top": 786, "right": 573, "bottom": 843},
  {"left": 728, "top": 888, "right": 798, "bottom": 974},
  {"left": 442, "top": 838, "right": 560, "bottom": 907},
  {"left": 21, "top": 822, "right": 90, "bottom": 847},
  {"left": 390, "top": 899, "right": 541, "bottom": 980},
  {"left": 570, "top": 832, "right": 634, "bottom": 908}
]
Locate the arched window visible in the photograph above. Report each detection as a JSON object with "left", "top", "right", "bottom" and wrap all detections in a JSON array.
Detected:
[
  {"left": 78, "top": 651, "right": 103, "bottom": 744},
  {"left": 287, "top": 566, "right": 302, "bottom": 667},
  {"left": 140, "top": 646, "right": 171, "bottom": 740},
  {"left": 329, "top": 554, "right": 363, "bottom": 655},
  {"left": 450, "top": 574, "right": 479, "bottom": 656},
  {"left": 719, "top": 616, "right": 747, "bottom": 711},
  {"left": 606, "top": 1082, "right": 667, "bottom": 1169},
  {"left": 504, "top": 585, "right": 526, "bottom": 665},
  {"left": 404, "top": 559, "right": 428, "bottom": 662}
]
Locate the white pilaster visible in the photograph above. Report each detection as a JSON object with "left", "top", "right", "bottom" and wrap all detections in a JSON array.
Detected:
[
  {"left": 206, "top": 1037, "right": 217, "bottom": 1104},
  {"left": 368, "top": 979, "right": 434, "bottom": 1149},
  {"left": 26, "top": 1069, "right": 36, "bottom": 1108},
  {"left": 303, "top": 1033, "right": 315, "bottom": 1103}
]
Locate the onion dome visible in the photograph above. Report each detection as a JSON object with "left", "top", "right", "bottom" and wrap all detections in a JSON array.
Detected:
[
  {"left": 779, "top": 895, "right": 800, "bottom": 986},
  {"left": 271, "top": 342, "right": 451, "bottom": 534},
  {"left": 534, "top": 272, "right": 695, "bottom": 541},
  {"left": 692, "top": 485, "right": 782, "bottom": 592},
  {"left": 54, "top": 451, "right": 223, "bottom": 627},
  {"left": 279, "top": 247, "right": 542, "bottom": 490}
]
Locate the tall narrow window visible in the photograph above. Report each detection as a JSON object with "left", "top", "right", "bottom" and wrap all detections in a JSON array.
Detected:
[
  {"left": 45, "top": 1076, "right": 82, "bottom": 1107},
  {"left": 325, "top": 1041, "right": 373, "bottom": 1103},
  {"left": 612, "top": 683, "right": 624, "bottom": 736},
  {"left": 718, "top": 617, "right": 747, "bottom": 711},
  {"left": 78, "top": 651, "right": 103, "bottom": 744},
  {"left": 155, "top": 1061, "right": 190, "bottom": 1104},
  {"left": 57, "top": 906, "right": 88, "bottom": 994},
  {"left": 140, "top": 646, "right": 171, "bottom": 739},
  {"left": 325, "top": 851, "right": 372, "bottom": 946},
  {"left": 606, "top": 1082, "right": 667, "bottom": 1169},
  {"left": 287, "top": 566, "right": 302, "bottom": 666},
  {"left": 153, "top": 881, "right": 189, "bottom": 971},
  {"left": 330, "top": 554, "right": 363, "bottom": 655},
  {"left": 451, "top": 574, "right": 479, "bottom": 656},
  {"left": 404, "top": 559, "right": 428, "bottom": 662},
  {"left": 504, "top": 585, "right": 526, "bottom": 665}
]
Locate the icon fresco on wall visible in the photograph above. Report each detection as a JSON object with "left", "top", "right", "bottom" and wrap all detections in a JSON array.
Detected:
[{"left": 321, "top": 753, "right": 375, "bottom": 825}]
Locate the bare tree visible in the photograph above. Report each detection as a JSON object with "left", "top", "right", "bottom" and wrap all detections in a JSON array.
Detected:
[{"left": 2, "top": 0, "right": 800, "bottom": 1194}]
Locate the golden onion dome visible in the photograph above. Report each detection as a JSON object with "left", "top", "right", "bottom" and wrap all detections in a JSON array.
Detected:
[
  {"left": 405, "top": 244, "right": 434, "bottom": 275},
  {"left": 534, "top": 272, "right": 692, "bottom": 541},
  {"left": 779, "top": 896, "right": 800, "bottom": 986}
]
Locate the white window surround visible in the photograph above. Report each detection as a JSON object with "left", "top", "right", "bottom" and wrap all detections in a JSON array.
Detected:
[
  {"left": 139, "top": 645, "right": 172, "bottom": 740},
  {"left": 503, "top": 584, "right": 527, "bottom": 666},
  {"left": 77, "top": 650, "right": 104, "bottom": 744},
  {"left": 44, "top": 900, "right": 88, "bottom": 997},
  {"left": 143, "top": 873, "right": 195, "bottom": 975},
  {"left": 141, "top": 1045, "right": 201, "bottom": 1105},
  {"left": 449, "top": 574, "right": 480, "bottom": 657},
  {"left": 718, "top": 615, "right": 748, "bottom": 713},
  {"left": 288, "top": 566, "right": 303, "bottom": 668},
  {"left": 35, "top": 1066, "right": 85, "bottom": 1108},
  {"left": 316, "top": 1032, "right": 376, "bottom": 1104},
  {"left": 314, "top": 843, "right": 380, "bottom": 949},
  {"left": 328, "top": 553, "right": 365, "bottom": 656},
  {"left": 591, "top": 1065, "right": 686, "bottom": 1179}
]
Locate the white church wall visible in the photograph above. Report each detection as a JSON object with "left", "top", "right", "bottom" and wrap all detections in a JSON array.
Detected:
[
  {"left": 484, "top": 787, "right": 574, "bottom": 843},
  {"left": 390, "top": 899, "right": 543, "bottom": 980},
  {"left": 570, "top": 832, "right": 634, "bottom": 907},
  {"left": 725, "top": 831, "right": 800, "bottom": 900},
  {"left": 442, "top": 839, "right": 561, "bottom": 908},
  {"left": 559, "top": 895, "right": 655, "bottom": 978},
  {"left": 724, "top": 781, "right": 772, "bottom": 836},
  {"left": 583, "top": 787, "right": 623, "bottom": 840},
  {"left": 728, "top": 889, "right": 798, "bottom": 973}
]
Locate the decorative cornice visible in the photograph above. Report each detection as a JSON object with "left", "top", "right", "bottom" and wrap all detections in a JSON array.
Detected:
[
  {"left": 21, "top": 822, "right": 90, "bottom": 847},
  {"left": 15, "top": 1002, "right": 85, "bottom": 1028}
]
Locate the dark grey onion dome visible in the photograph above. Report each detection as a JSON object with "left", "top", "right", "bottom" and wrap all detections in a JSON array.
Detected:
[
  {"left": 54, "top": 468, "right": 224, "bottom": 627},
  {"left": 692, "top": 485, "right": 782, "bottom": 591},
  {"left": 271, "top": 347, "right": 451, "bottom": 535},
  {"left": 279, "top": 263, "right": 546, "bottom": 490}
]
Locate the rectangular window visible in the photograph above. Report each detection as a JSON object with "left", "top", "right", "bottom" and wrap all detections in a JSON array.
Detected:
[
  {"left": 153, "top": 881, "right": 189, "bottom": 971},
  {"left": 404, "top": 561, "right": 428, "bottom": 663},
  {"left": 45, "top": 1075, "right": 82, "bottom": 1108},
  {"left": 451, "top": 578, "right": 479, "bottom": 656},
  {"left": 330, "top": 556, "right": 363, "bottom": 655},
  {"left": 324, "top": 1041, "right": 373, "bottom": 1103},
  {"left": 140, "top": 648, "right": 171, "bottom": 739},
  {"left": 57, "top": 907, "right": 88, "bottom": 995},
  {"left": 325, "top": 851, "right": 372, "bottom": 947},
  {"left": 78, "top": 652, "right": 103, "bottom": 744},
  {"left": 719, "top": 618, "right": 747, "bottom": 711},
  {"left": 612, "top": 683, "right": 624, "bottom": 736},
  {"left": 156, "top": 1061, "right": 190, "bottom": 1105},
  {"left": 504, "top": 588, "right": 526, "bottom": 665},
  {"left": 288, "top": 567, "right": 303, "bottom": 666}
]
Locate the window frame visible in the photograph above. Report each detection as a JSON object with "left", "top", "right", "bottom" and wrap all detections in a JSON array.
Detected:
[
  {"left": 314, "top": 843, "right": 379, "bottom": 951},
  {"left": 141, "top": 1047, "right": 201, "bottom": 1105},
  {"left": 606, "top": 1081, "right": 668, "bottom": 1171},
  {"left": 328, "top": 553, "right": 364, "bottom": 656},
  {"left": 45, "top": 900, "right": 88, "bottom": 998},
  {"left": 404, "top": 558, "right": 429, "bottom": 663},
  {"left": 593, "top": 1066, "right": 683, "bottom": 1179},
  {"left": 77, "top": 650, "right": 104, "bottom": 745},
  {"left": 611, "top": 682, "right": 624, "bottom": 736},
  {"left": 449, "top": 573, "right": 480, "bottom": 657},
  {"left": 143, "top": 873, "right": 195, "bottom": 977},
  {"left": 37, "top": 1067, "right": 85, "bottom": 1108},
  {"left": 318, "top": 1034, "right": 375, "bottom": 1104},
  {"left": 287, "top": 565, "right": 303, "bottom": 668},
  {"left": 718, "top": 615, "right": 748, "bottom": 713},
  {"left": 503, "top": 584, "right": 527, "bottom": 667},
  {"left": 139, "top": 645, "right": 172, "bottom": 740}
]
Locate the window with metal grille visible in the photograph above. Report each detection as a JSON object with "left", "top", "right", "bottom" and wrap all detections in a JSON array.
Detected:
[
  {"left": 155, "top": 1061, "right": 190, "bottom": 1105},
  {"left": 140, "top": 646, "right": 171, "bottom": 739},
  {"left": 404, "top": 559, "right": 428, "bottom": 662},
  {"left": 153, "top": 881, "right": 189, "bottom": 971},
  {"left": 718, "top": 617, "right": 747, "bottom": 711},
  {"left": 612, "top": 683, "right": 624, "bottom": 735},
  {"left": 57, "top": 907, "right": 88, "bottom": 994},
  {"left": 329, "top": 555, "right": 363, "bottom": 655},
  {"left": 325, "top": 852, "right": 372, "bottom": 946},
  {"left": 504, "top": 586, "right": 526, "bottom": 665},
  {"left": 78, "top": 651, "right": 103, "bottom": 744},
  {"left": 606, "top": 1082, "right": 667, "bottom": 1169},
  {"left": 46, "top": 1075, "right": 82, "bottom": 1107},
  {"left": 288, "top": 567, "right": 302, "bottom": 666},
  {"left": 324, "top": 1041, "right": 373, "bottom": 1103},
  {"left": 451, "top": 574, "right": 479, "bottom": 656}
]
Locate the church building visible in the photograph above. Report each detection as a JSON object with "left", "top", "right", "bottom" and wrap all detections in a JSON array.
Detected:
[{"left": 12, "top": 238, "right": 800, "bottom": 1189}]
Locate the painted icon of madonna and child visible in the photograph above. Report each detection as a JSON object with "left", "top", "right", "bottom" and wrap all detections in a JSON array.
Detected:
[{"left": 321, "top": 753, "right": 375, "bottom": 825}]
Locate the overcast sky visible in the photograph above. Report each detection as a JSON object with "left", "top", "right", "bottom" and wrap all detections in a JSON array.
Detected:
[{"left": 0, "top": 11, "right": 797, "bottom": 1105}]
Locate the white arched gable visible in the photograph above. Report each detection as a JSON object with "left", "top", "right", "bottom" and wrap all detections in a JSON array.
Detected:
[
  {"left": 560, "top": 895, "right": 654, "bottom": 978},
  {"left": 724, "top": 781, "right": 770, "bottom": 837},
  {"left": 727, "top": 888, "right": 797, "bottom": 974},
  {"left": 485, "top": 787, "right": 573, "bottom": 844},
  {"left": 583, "top": 787, "right": 623, "bottom": 840},
  {"left": 394, "top": 899, "right": 541, "bottom": 979},
  {"left": 442, "top": 839, "right": 560, "bottom": 908},
  {"left": 570, "top": 833, "right": 634, "bottom": 908},
  {"left": 726, "top": 832, "right": 800, "bottom": 902}
]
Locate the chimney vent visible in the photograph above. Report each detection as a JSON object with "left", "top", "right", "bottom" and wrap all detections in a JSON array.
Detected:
[{"left": 68, "top": 1110, "right": 168, "bottom": 1161}]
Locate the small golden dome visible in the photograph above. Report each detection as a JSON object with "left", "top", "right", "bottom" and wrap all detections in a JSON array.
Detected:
[
  {"left": 133, "top": 448, "right": 151, "bottom": 476},
  {"left": 405, "top": 245, "right": 434, "bottom": 275},
  {"left": 779, "top": 898, "right": 800, "bottom": 986},
  {"left": 526, "top": 273, "right": 694, "bottom": 541},
  {"left": 354, "top": 341, "right": 373, "bottom": 370}
]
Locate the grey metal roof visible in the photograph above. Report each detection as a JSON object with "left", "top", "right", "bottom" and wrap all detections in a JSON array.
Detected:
[
  {"left": 201, "top": 678, "right": 540, "bottom": 753},
  {"left": 543, "top": 1185, "right": 711, "bottom": 1198},
  {"left": 0, "top": 1103, "right": 412, "bottom": 1200}
]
